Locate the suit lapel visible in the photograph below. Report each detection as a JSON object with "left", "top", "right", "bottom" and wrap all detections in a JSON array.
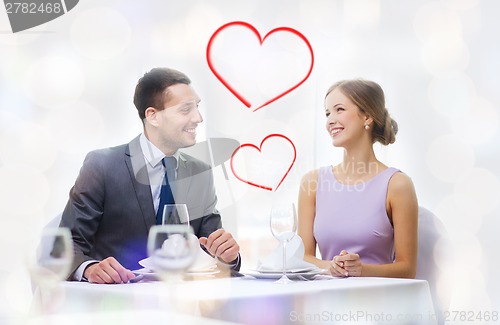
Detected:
[
  {"left": 173, "top": 153, "right": 192, "bottom": 204},
  {"left": 125, "top": 136, "right": 156, "bottom": 228}
]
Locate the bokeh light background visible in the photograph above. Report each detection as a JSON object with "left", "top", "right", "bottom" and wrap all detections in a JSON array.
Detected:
[{"left": 1, "top": 0, "right": 499, "bottom": 322}]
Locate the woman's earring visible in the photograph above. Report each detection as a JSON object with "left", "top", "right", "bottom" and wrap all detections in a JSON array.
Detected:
[{"left": 364, "top": 124, "right": 370, "bottom": 130}]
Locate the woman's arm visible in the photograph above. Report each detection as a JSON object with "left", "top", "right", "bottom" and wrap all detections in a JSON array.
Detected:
[{"left": 297, "top": 169, "right": 332, "bottom": 270}]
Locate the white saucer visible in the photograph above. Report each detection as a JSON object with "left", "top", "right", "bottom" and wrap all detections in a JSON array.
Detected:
[{"left": 243, "top": 268, "right": 325, "bottom": 279}]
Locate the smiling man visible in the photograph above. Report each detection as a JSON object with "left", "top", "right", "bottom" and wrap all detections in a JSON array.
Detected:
[{"left": 60, "top": 68, "right": 241, "bottom": 284}]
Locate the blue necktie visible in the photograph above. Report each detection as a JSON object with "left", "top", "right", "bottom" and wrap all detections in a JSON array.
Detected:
[{"left": 156, "top": 157, "right": 176, "bottom": 225}]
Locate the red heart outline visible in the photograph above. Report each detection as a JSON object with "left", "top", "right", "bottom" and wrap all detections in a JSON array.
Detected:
[
  {"left": 230, "top": 134, "right": 296, "bottom": 191},
  {"left": 206, "top": 21, "right": 314, "bottom": 112}
]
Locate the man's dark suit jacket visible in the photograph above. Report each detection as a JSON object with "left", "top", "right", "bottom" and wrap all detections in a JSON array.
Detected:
[{"left": 60, "top": 135, "right": 239, "bottom": 278}]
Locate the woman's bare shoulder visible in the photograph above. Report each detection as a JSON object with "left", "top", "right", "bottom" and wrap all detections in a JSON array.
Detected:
[
  {"left": 301, "top": 168, "right": 320, "bottom": 182},
  {"left": 389, "top": 171, "right": 415, "bottom": 192}
]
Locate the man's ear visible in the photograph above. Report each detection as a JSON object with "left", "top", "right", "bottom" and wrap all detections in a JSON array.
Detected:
[{"left": 144, "top": 107, "right": 159, "bottom": 126}]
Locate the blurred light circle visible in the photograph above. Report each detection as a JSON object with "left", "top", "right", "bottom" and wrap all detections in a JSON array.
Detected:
[
  {"left": 428, "top": 75, "right": 476, "bottom": 118},
  {"left": 451, "top": 97, "right": 499, "bottom": 144},
  {"left": 45, "top": 101, "right": 105, "bottom": 154},
  {"left": 433, "top": 236, "right": 455, "bottom": 273},
  {"left": 0, "top": 109, "right": 21, "bottom": 135},
  {"left": 464, "top": 289, "right": 491, "bottom": 311},
  {"left": 435, "top": 195, "right": 481, "bottom": 234},
  {"left": 442, "top": 0, "right": 480, "bottom": 11},
  {"left": 414, "top": 3, "right": 469, "bottom": 76},
  {"left": 426, "top": 135, "right": 475, "bottom": 183},
  {"left": 431, "top": 213, "right": 485, "bottom": 309},
  {"left": 185, "top": 3, "right": 223, "bottom": 54},
  {"left": 0, "top": 212, "right": 44, "bottom": 247},
  {"left": 23, "top": 55, "right": 84, "bottom": 110},
  {"left": 0, "top": 44, "right": 18, "bottom": 76},
  {"left": 448, "top": 265, "right": 486, "bottom": 308},
  {"left": 448, "top": 231, "right": 483, "bottom": 269},
  {"left": 0, "top": 120, "right": 57, "bottom": 172},
  {"left": 299, "top": 1, "right": 339, "bottom": 33},
  {"left": 343, "top": 0, "right": 381, "bottom": 29},
  {"left": 0, "top": 165, "right": 50, "bottom": 216},
  {"left": 414, "top": 3, "right": 462, "bottom": 42},
  {"left": 0, "top": 270, "right": 34, "bottom": 313},
  {"left": 445, "top": 239, "right": 490, "bottom": 310},
  {"left": 71, "top": 8, "right": 131, "bottom": 60},
  {"left": 150, "top": 22, "right": 186, "bottom": 57},
  {"left": 454, "top": 168, "right": 500, "bottom": 217},
  {"left": 150, "top": 5, "right": 223, "bottom": 57},
  {"left": 150, "top": 22, "right": 176, "bottom": 56},
  {"left": 421, "top": 34, "right": 469, "bottom": 76}
]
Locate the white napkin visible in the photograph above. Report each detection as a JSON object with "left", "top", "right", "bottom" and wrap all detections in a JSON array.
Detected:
[
  {"left": 139, "top": 234, "right": 217, "bottom": 272},
  {"left": 256, "top": 236, "right": 317, "bottom": 272}
]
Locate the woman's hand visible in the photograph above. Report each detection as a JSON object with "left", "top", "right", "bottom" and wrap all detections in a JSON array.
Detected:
[{"left": 330, "top": 250, "right": 362, "bottom": 277}]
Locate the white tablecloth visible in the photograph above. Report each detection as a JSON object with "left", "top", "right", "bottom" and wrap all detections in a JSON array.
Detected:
[
  {"left": 34, "top": 276, "right": 437, "bottom": 325},
  {"left": 18, "top": 310, "right": 240, "bottom": 325}
]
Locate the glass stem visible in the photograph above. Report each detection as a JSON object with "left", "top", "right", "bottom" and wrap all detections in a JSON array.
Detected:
[{"left": 282, "top": 241, "right": 287, "bottom": 278}]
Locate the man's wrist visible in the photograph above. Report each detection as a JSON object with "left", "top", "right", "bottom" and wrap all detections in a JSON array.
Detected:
[
  {"left": 217, "top": 254, "right": 240, "bottom": 267},
  {"left": 74, "top": 260, "right": 99, "bottom": 281}
]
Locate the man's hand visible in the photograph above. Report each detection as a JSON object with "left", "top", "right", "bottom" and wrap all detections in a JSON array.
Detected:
[
  {"left": 83, "top": 257, "right": 135, "bottom": 284},
  {"left": 199, "top": 229, "right": 239, "bottom": 264}
]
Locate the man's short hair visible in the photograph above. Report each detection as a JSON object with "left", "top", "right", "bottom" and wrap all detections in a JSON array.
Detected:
[{"left": 133, "top": 67, "right": 191, "bottom": 120}]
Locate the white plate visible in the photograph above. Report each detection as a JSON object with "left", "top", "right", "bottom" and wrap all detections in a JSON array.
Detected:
[
  {"left": 132, "top": 267, "right": 220, "bottom": 278},
  {"left": 138, "top": 257, "right": 217, "bottom": 273},
  {"left": 255, "top": 267, "right": 316, "bottom": 274},
  {"left": 243, "top": 268, "right": 325, "bottom": 280},
  {"left": 130, "top": 268, "right": 157, "bottom": 281},
  {"left": 132, "top": 268, "right": 154, "bottom": 275}
]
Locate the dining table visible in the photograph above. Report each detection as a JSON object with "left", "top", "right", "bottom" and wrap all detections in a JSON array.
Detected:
[{"left": 31, "top": 269, "right": 437, "bottom": 325}]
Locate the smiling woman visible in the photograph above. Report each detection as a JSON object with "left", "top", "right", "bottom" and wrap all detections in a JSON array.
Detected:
[
  {"left": 298, "top": 79, "right": 418, "bottom": 279},
  {"left": 325, "top": 80, "right": 398, "bottom": 148}
]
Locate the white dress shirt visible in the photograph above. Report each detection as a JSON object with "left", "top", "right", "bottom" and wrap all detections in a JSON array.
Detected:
[{"left": 139, "top": 133, "right": 179, "bottom": 215}]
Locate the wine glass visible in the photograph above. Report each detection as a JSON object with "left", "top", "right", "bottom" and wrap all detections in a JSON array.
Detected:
[
  {"left": 28, "top": 227, "right": 73, "bottom": 289},
  {"left": 270, "top": 203, "right": 297, "bottom": 284},
  {"left": 162, "top": 204, "right": 190, "bottom": 225},
  {"left": 27, "top": 227, "right": 73, "bottom": 314},
  {"left": 147, "top": 224, "right": 198, "bottom": 282}
]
